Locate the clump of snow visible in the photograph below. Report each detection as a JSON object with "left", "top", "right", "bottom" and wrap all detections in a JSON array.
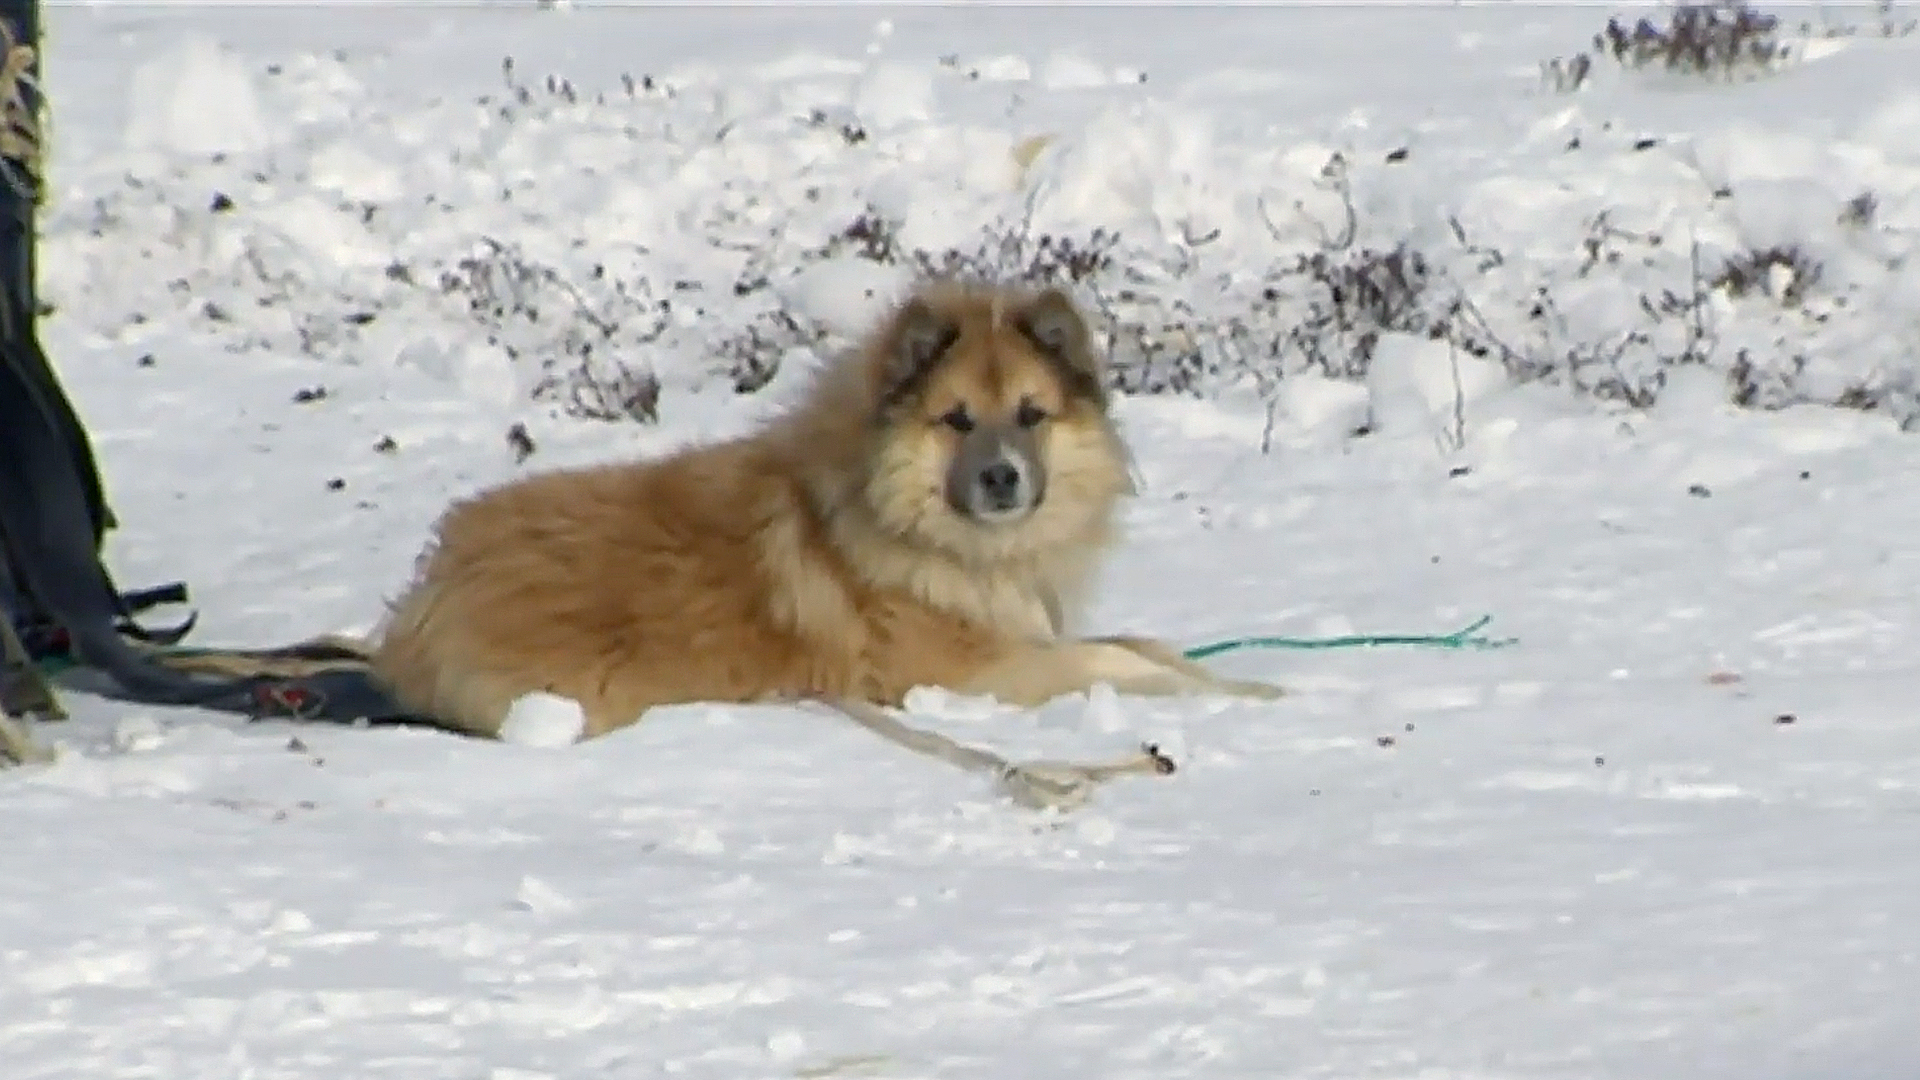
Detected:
[
  {"left": 1080, "top": 681, "right": 1130, "bottom": 735},
  {"left": 900, "top": 685, "right": 1003, "bottom": 721},
  {"left": 1273, "top": 372, "right": 1373, "bottom": 441},
  {"left": 1364, "top": 332, "right": 1508, "bottom": 447},
  {"left": 1038, "top": 51, "right": 1115, "bottom": 90},
  {"left": 498, "top": 692, "right": 586, "bottom": 747},
  {"left": 765, "top": 1030, "right": 808, "bottom": 1063},
  {"left": 980, "top": 56, "right": 1044, "bottom": 86},
  {"left": 306, "top": 142, "right": 406, "bottom": 204},
  {"left": 1079, "top": 680, "right": 1189, "bottom": 764},
  {"left": 851, "top": 61, "right": 935, "bottom": 131},
  {"left": 265, "top": 908, "right": 314, "bottom": 934},
  {"left": 1859, "top": 92, "right": 1920, "bottom": 164},
  {"left": 776, "top": 257, "right": 912, "bottom": 339},
  {"left": 124, "top": 36, "right": 273, "bottom": 156},
  {"left": 1024, "top": 99, "right": 1226, "bottom": 243},
  {"left": 107, "top": 714, "right": 167, "bottom": 755},
  {"left": 511, "top": 874, "right": 577, "bottom": 915}
]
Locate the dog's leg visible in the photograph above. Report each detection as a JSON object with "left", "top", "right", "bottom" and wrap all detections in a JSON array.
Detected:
[
  {"left": 820, "top": 697, "right": 1174, "bottom": 812},
  {"left": 1089, "top": 635, "right": 1288, "bottom": 701},
  {"left": 959, "top": 638, "right": 1285, "bottom": 707}
]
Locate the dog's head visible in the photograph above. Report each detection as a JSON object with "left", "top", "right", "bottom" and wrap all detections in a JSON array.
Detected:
[{"left": 854, "top": 282, "right": 1134, "bottom": 560}]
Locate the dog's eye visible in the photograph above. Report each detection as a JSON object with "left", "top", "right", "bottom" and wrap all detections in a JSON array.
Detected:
[
  {"left": 1015, "top": 400, "right": 1048, "bottom": 428},
  {"left": 939, "top": 407, "right": 975, "bottom": 433}
]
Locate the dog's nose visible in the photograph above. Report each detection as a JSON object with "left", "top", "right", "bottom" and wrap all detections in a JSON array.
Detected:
[{"left": 978, "top": 461, "right": 1022, "bottom": 505}]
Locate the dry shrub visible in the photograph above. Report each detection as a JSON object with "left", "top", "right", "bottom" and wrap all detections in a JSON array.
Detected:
[{"left": 1597, "top": 1, "right": 1790, "bottom": 76}]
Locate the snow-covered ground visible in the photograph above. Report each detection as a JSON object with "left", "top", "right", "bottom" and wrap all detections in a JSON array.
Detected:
[{"left": 8, "top": 2, "right": 1920, "bottom": 1077}]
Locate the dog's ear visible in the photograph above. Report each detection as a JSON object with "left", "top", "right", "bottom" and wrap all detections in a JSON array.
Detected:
[
  {"left": 879, "top": 296, "right": 959, "bottom": 405},
  {"left": 1014, "top": 287, "right": 1105, "bottom": 404}
]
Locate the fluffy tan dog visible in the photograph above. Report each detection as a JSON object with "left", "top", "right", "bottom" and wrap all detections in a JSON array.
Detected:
[{"left": 370, "top": 278, "right": 1281, "bottom": 792}]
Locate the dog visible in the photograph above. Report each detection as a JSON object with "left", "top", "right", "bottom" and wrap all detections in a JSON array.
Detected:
[{"left": 369, "top": 278, "right": 1282, "bottom": 795}]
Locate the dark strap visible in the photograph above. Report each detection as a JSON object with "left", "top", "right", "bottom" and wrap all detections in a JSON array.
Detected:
[
  {"left": 56, "top": 648, "right": 446, "bottom": 729},
  {"left": 10, "top": 584, "right": 198, "bottom": 650}
]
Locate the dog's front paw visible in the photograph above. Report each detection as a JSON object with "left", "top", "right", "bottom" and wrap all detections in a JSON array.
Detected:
[{"left": 997, "top": 762, "right": 1099, "bottom": 812}]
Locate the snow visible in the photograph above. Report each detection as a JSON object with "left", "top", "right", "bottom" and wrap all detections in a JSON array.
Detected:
[
  {"left": 123, "top": 35, "right": 273, "bottom": 157},
  {"left": 498, "top": 692, "right": 587, "bottom": 748},
  {"left": 8, "top": 2, "right": 1920, "bottom": 1077}
]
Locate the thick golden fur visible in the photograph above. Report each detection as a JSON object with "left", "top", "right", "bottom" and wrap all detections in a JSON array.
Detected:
[{"left": 370, "top": 279, "right": 1283, "bottom": 740}]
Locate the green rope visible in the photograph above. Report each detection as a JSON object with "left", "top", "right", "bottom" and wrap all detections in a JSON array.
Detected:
[{"left": 1182, "top": 614, "right": 1515, "bottom": 660}]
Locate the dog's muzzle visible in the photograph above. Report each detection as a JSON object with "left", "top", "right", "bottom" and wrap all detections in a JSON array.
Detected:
[{"left": 948, "top": 429, "right": 1045, "bottom": 524}]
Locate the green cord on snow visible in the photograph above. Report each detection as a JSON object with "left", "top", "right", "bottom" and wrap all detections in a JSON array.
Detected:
[{"left": 1182, "top": 614, "right": 1515, "bottom": 660}]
